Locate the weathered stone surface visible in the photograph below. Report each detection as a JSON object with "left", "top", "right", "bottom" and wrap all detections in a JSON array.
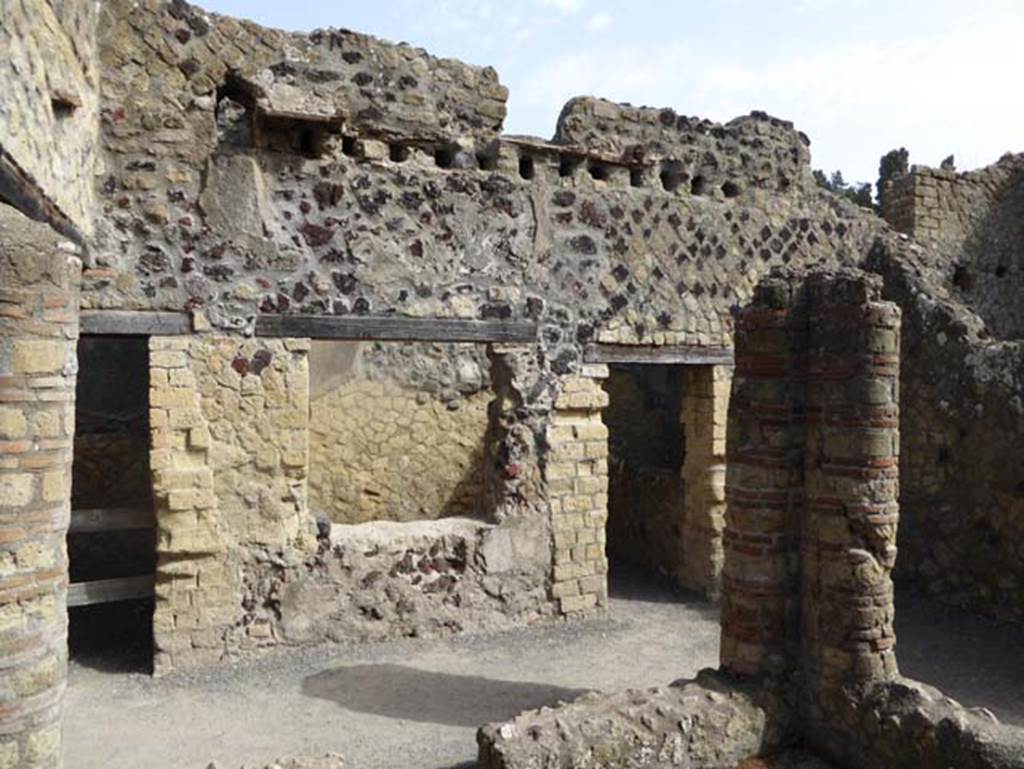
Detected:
[
  {"left": 812, "top": 678, "right": 1024, "bottom": 769},
  {"left": 205, "top": 754, "right": 344, "bottom": 769},
  {"left": 0, "top": 0, "right": 98, "bottom": 235},
  {"left": 477, "top": 670, "right": 791, "bottom": 769},
  {"left": 241, "top": 516, "right": 552, "bottom": 647}
]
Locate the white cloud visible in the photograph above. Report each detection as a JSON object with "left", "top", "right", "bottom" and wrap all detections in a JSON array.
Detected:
[
  {"left": 540, "top": 0, "right": 586, "bottom": 14},
  {"left": 693, "top": 17, "right": 1024, "bottom": 179},
  {"left": 508, "top": 13, "right": 1024, "bottom": 180},
  {"left": 586, "top": 12, "right": 611, "bottom": 31}
]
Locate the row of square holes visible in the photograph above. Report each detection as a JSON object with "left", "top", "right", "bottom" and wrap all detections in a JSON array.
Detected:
[{"left": 340, "top": 136, "right": 741, "bottom": 198}]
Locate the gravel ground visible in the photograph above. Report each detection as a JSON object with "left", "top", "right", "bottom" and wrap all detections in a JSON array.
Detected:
[
  {"left": 63, "top": 566, "right": 1024, "bottom": 769},
  {"left": 64, "top": 563, "right": 719, "bottom": 769}
]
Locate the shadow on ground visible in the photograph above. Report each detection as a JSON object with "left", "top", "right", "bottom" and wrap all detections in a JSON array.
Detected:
[
  {"left": 302, "top": 663, "right": 590, "bottom": 727},
  {"left": 607, "top": 558, "right": 716, "bottom": 611},
  {"left": 895, "top": 589, "right": 1024, "bottom": 727}
]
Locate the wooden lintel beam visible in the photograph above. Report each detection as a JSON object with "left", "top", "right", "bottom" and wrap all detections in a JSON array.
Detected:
[
  {"left": 255, "top": 315, "right": 538, "bottom": 343},
  {"left": 80, "top": 310, "right": 191, "bottom": 336},
  {"left": 67, "top": 575, "right": 155, "bottom": 608},
  {"left": 69, "top": 508, "right": 155, "bottom": 535},
  {"left": 585, "top": 343, "right": 734, "bottom": 366}
]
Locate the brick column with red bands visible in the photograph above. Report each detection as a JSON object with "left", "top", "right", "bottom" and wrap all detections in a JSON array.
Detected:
[
  {"left": 802, "top": 275, "right": 901, "bottom": 695},
  {"left": 720, "top": 280, "right": 807, "bottom": 677},
  {"left": 0, "top": 208, "right": 81, "bottom": 769}
]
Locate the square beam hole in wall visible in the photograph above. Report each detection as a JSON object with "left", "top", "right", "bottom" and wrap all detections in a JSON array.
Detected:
[{"left": 69, "top": 336, "right": 155, "bottom": 674}]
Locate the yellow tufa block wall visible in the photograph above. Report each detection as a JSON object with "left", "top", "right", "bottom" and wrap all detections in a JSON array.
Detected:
[
  {"left": 547, "top": 370, "right": 610, "bottom": 617},
  {"left": 308, "top": 380, "right": 490, "bottom": 524},
  {"left": 680, "top": 365, "right": 731, "bottom": 599},
  {"left": 148, "top": 336, "right": 313, "bottom": 675}
]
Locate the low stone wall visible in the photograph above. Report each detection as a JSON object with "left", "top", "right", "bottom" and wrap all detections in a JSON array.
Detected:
[
  {"left": 812, "top": 678, "right": 1024, "bottom": 769},
  {"left": 240, "top": 517, "right": 552, "bottom": 646}
]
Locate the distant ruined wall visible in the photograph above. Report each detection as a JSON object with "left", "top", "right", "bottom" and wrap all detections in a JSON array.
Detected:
[
  {"left": 0, "top": 0, "right": 99, "bottom": 236},
  {"left": 882, "top": 157, "right": 1024, "bottom": 340},
  {"left": 867, "top": 238, "right": 1024, "bottom": 624}
]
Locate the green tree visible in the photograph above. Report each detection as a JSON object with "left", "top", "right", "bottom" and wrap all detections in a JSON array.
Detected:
[
  {"left": 813, "top": 168, "right": 876, "bottom": 212},
  {"left": 876, "top": 147, "right": 909, "bottom": 211}
]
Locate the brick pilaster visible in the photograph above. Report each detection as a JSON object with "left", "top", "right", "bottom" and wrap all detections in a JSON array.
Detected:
[
  {"left": 547, "top": 368, "right": 609, "bottom": 618},
  {"left": 0, "top": 209, "right": 80, "bottom": 769},
  {"left": 680, "top": 364, "right": 731, "bottom": 598}
]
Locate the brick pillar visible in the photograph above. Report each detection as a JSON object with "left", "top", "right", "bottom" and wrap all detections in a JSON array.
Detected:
[
  {"left": 680, "top": 365, "right": 731, "bottom": 599},
  {"left": 802, "top": 275, "right": 901, "bottom": 698},
  {"left": 149, "top": 337, "right": 226, "bottom": 676},
  {"left": 547, "top": 366, "right": 609, "bottom": 618},
  {"left": 149, "top": 336, "right": 311, "bottom": 675},
  {"left": 0, "top": 208, "right": 81, "bottom": 769},
  {"left": 720, "top": 279, "right": 806, "bottom": 677}
]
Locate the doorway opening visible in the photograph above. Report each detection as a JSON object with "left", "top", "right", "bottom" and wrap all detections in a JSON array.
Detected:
[
  {"left": 604, "top": 364, "right": 686, "bottom": 595},
  {"left": 69, "top": 336, "right": 155, "bottom": 672}
]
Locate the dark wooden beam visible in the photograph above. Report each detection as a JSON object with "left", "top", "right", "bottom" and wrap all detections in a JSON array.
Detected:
[
  {"left": 0, "top": 151, "right": 84, "bottom": 246},
  {"left": 69, "top": 508, "right": 155, "bottom": 535},
  {"left": 80, "top": 310, "right": 191, "bottom": 336},
  {"left": 255, "top": 315, "right": 538, "bottom": 343},
  {"left": 585, "top": 343, "right": 734, "bottom": 366},
  {"left": 67, "top": 575, "right": 155, "bottom": 607}
]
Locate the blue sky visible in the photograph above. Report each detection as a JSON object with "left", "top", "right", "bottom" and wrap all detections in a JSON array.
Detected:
[{"left": 200, "top": 0, "right": 1024, "bottom": 186}]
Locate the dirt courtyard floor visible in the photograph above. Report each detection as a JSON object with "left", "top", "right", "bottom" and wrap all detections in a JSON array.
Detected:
[{"left": 63, "top": 563, "right": 1024, "bottom": 769}]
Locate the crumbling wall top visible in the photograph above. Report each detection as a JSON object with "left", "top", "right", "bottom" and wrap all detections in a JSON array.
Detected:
[{"left": 553, "top": 96, "right": 812, "bottom": 192}]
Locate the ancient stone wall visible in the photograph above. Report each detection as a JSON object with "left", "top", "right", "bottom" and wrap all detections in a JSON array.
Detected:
[
  {"left": 241, "top": 515, "right": 553, "bottom": 647},
  {"left": 0, "top": 205, "right": 81, "bottom": 769},
  {"left": 308, "top": 341, "right": 491, "bottom": 524},
  {"left": 882, "top": 157, "right": 1024, "bottom": 340},
  {"left": 866, "top": 238, "right": 1024, "bottom": 624},
  {"left": 86, "top": 0, "right": 882, "bottom": 349},
  {"left": 148, "top": 335, "right": 314, "bottom": 673},
  {"left": 478, "top": 670, "right": 788, "bottom": 769},
  {"left": 0, "top": 0, "right": 99, "bottom": 236},
  {"left": 480, "top": 271, "right": 1024, "bottom": 769}
]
